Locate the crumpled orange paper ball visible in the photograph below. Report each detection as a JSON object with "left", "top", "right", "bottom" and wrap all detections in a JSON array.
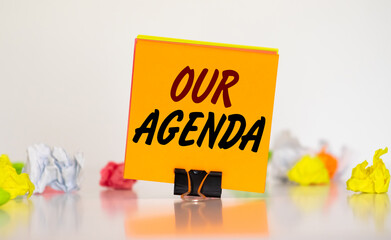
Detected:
[
  {"left": 317, "top": 147, "right": 338, "bottom": 179},
  {"left": 288, "top": 155, "right": 330, "bottom": 185},
  {"left": 0, "top": 154, "right": 35, "bottom": 199},
  {"left": 346, "top": 147, "right": 390, "bottom": 193}
]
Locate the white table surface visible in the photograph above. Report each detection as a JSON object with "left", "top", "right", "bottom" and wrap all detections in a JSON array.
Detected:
[{"left": 1, "top": 168, "right": 390, "bottom": 240}]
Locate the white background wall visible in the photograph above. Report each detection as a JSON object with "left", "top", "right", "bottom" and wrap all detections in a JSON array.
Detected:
[{"left": 1, "top": 0, "right": 391, "bottom": 173}]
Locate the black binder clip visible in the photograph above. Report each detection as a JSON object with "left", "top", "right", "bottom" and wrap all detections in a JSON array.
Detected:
[{"left": 174, "top": 168, "right": 222, "bottom": 199}]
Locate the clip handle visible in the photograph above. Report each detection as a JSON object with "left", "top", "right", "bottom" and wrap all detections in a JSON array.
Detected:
[{"left": 174, "top": 168, "right": 222, "bottom": 199}]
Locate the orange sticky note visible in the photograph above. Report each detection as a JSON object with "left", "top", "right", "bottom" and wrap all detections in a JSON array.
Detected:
[{"left": 124, "top": 35, "right": 279, "bottom": 193}]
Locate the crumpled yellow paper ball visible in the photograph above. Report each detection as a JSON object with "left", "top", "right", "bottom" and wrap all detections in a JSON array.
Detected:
[
  {"left": 346, "top": 147, "right": 390, "bottom": 193},
  {"left": 0, "top": 154, "right": 13, "bottom": 167},
  {"left": 0, "top": 154, "right": 35, "bottom": 199},
  {"left": 287, "top": 155, "right": 330, "bottom": 185}
]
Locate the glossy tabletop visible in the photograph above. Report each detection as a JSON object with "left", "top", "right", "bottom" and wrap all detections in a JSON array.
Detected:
[{"left": 1, "top": 168, "right": 390, "bottom": 240}]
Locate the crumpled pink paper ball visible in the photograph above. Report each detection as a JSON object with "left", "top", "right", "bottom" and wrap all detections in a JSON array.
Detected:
[{"left": 100, "top": 162, "right": 137, "bottom": 190}]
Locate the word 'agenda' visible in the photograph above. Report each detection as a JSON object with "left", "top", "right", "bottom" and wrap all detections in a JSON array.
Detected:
[{"left": 133, "top": 110, "right": 265, "bottom": 153}]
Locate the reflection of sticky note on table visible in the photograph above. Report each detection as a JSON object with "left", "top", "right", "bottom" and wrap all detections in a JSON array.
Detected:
[
  {"left": 125, "top": 200, "right": 268, "bottom": 237},
  {"left": 124, "top": 35, "right": 279, "bottom": 193}
]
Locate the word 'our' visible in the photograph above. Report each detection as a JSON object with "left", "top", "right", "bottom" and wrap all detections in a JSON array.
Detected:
[{"left": 171, "top": 66, "right": 239, "bottom": 108}]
